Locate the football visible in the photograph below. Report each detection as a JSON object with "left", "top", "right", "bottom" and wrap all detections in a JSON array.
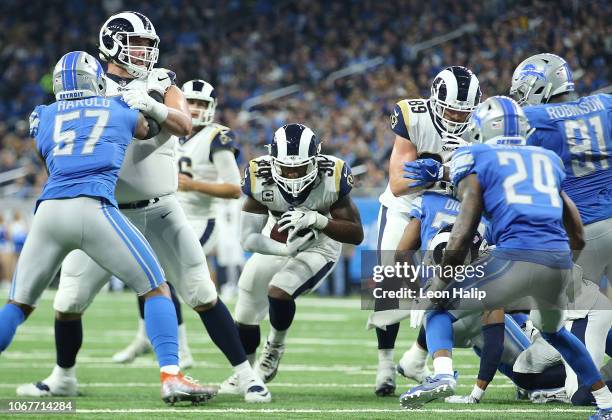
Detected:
[{"left": 270, "top": 222, "right": 314, "bottom": 244}]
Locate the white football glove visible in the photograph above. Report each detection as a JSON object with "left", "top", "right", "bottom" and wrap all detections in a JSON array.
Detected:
[
  {"left": 409, "top": 309, "right": 425, "bottom": 329},
  {"left": 146, "top": 68, "right": 174, "bottom": 97},
  {"left": 444, "top": 395, "right": 480, "bottom": 404},
  {"left": 122, "top": 90, "right": 168, "bottom": 123},
  {"left": 285, "top": 231, "right": 316, "bottom": 256},
  {"left": 278, "top": 209, "right": 328, "bottom": 242}
]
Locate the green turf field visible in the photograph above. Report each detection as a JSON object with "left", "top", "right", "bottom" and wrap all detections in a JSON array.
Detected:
[{"left": 0, "top": 291, "right": 594, "bottom": 419}]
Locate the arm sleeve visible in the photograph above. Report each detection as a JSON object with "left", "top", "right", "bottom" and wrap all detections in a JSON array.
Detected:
[
  {"left": 240, "top": 211, "right": 288, "bottom": 256},
  {"left": 212, "top": 149, "right": 241, "bottom": 185},
  {"left": 28, "top": 106, "right": 42, "bottom": 138}
]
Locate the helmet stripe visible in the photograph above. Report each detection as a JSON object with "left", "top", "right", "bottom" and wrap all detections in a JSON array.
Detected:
[
  {"left": 72, "top": 51, "right": 80, "bottom": 92},
  {"left": 467, "top": 73, "right": 480, "bottom": 106},
  {"left": 62, "top": 52, "right": 77, "bottom": 91},
  {"left": 275, "top": 127, "right": 287, "bottom": 158},
  {"left": 499, "top": 97, "right": 518, "bottom": 137},
  {"left": 298, "top": 126, "right": 315, "bottom": 157}
]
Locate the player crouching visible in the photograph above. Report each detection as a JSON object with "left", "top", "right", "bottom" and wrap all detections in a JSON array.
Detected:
[{"left": 219, "top": 124, "right": 363, "bottom": 393}]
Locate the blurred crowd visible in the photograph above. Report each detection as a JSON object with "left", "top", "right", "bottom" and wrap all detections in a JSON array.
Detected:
[{"left": 0, "top": 0, "right": 610, "bottom": 197}]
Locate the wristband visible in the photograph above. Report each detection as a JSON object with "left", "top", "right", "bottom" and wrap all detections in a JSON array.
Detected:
[{"left": 313, "top": 213, "right": 329, "bottom": 230}]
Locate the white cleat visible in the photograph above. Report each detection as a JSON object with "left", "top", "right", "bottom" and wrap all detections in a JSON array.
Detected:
[
  {"left": 17, "top": 376, "right": 78, "bottom": 397},
  {"left": 254, "top": 341, "right": 284, "bottom": 383},
  {"left": 112, "top": 336, "right": 151, "bottom": 363},
  {"left": 375, "top": 360, "right": 396, "bottom": 396},
  {"left": 218, "top": 373, "right": 241, "bottom": 395},
  {"left": 219, "top": 372, "right": 271, "bottom": 402},
  {"left": 397, "top": 350, "right": 432, "bottom": 384},
  {"left": 529, "top": 387, "right": 569, "bottom": 404}
]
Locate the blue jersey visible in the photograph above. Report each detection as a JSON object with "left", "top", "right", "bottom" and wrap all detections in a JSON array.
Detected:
[
  {"left": 410, "top": 191, "right": 463, "bottom": 250},
  {"left": 451, "top": 144, "right": 569, "bottom": 258},
  {"left": 30, "top": 96, "right": 139, "bottom": 210},
  {"left": 525, "top": 94, "right": 612, "bottom": 225}
]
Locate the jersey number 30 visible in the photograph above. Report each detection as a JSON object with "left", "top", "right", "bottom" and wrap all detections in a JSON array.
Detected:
[
  {"left": 53, "top": 110, "right": 109, "bottom": 156},
  {"left": 497, "top": 151, "right": 561, "bottom": 207}
]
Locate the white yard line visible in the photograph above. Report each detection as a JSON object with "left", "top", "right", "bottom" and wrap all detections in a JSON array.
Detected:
[{"left": 73, "top": 408, "right": 590, "bottom": 414}]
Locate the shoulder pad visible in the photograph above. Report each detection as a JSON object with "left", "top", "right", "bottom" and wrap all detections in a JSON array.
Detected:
[{"left": 209, "top": 125, "right": 239, "bottom": 162}]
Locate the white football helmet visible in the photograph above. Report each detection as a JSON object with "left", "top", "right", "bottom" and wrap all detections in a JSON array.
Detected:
[
  {"left": 430, "top": 66, "right": 482, "bottom": 136},
  {"left": 182, "top": 79, "right": 217, "bottom": 127},
  {"left": 269, "top": 124, "right": 320, "bottom": 197},
  {"left": 510, "top": 53, "right": 574, "bottom": 106},
  {"left": 99, "top": 11, "right": 159, "bottom": 78}
]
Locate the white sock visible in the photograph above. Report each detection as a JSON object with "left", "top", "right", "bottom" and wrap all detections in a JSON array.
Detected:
[
  {"left": 178, "top": 324, "right": 189, "bottom": 350},
  {"left": 234, "top": 360, "right": 256, "bottom": 381},
  {"left": 160, "top": 365, "right": 180, "bottom": 375},
  {"left": 136, "top": 318, "right": 148, "bottom": 341},
  {"left": 593, "top": 386, "right": 612, "bottom": 409},
  {"left": 432, "top": 356, "right": 454, "bottom": 376},
  {"left": 268, "top": 327, "right": 287, "bottom": 345},
  {"left": 405, "top": 342, "right": 427, "bottom": 365},
  {"left": 378, "top": 349, "right": 394, "bottom": 365},
  {"left": 246, "top": 353, "right": 256, "bottom": 366},
  {"left": 51, "top": 364, "right": 75, "bottom": 380}
]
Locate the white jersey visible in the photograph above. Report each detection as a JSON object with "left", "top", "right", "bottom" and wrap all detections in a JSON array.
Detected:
[
  {"left": 176, "top": 123, "right": 238, "bottom": 221},
  {"left": 104, "top": 73, "right": 178, "bottom": 203},
  {"left": 379, "top": 98, "right": 460, "bottom": 212},
  {"left": 242, "top": 154, "right": 354, "bottom": 259}
]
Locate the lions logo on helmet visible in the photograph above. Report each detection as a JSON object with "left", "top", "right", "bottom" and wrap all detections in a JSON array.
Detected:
[
  {"left": 182, "top": 80, "right": 217, "bottom": 127},
  {"left": 430, "top": 66, "right": 481, "bottom": 136},
  {"left": 510, "top": 53, "right": 574, "bottom": 106},
  {"left": 428, "top": 223, "right": 486, "bottom": 266},
  {"left": 99, "top": 11, "right": 159, "bottom": 78},
  {"left": 52, "top": 51, "right": 106, "bottom": 101},
  {"left": 467, "top": 96, "right": 532, "bottom": 145},
  {"left": 269, "top": 124, "right": 321, "bottom": 198}
]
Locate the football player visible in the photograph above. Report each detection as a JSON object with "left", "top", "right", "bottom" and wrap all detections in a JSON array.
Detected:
[
  {"left": 508, "top": 53, "right": 612, "bottom": 403},
  {"left": 218, "top": 123, "right": 363, "bottom": 393},
  {"left": 17, "top": 12, "right": 270, "bottom": 403},
  {"left": 399, "top": 96, "right": 612, "bottom": 420},
  {"left": 372, "top": 66, "right": 481, "bottom": 396},
  {"left": 112, "top": 79, "right": 241, "bottom": 369},
  {"left": 510, "top": 53, "right": 611, "bottom": 289},
  {"left": 1, "top": 51, "right": 214, "bottom": 404}
]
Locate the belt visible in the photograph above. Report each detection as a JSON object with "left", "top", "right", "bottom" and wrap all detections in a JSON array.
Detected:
[{"left": 118, "top": 197, "right": 160, "bottom": 210}]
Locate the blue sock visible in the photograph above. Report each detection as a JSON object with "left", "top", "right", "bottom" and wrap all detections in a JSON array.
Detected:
[
  {"left": 144, "top": 295, "right": 178, "bottom": 368},
  {"left": 541, "top": 328, "right": 602, "bottom": 387},
  {"left": 199, "top": 299, "right": 246, "bottom": 366},
  {"left": 0, "top": 303, "right": 26, "bottom": 352},
  {"left": 510, "top": 313, "right": 529, "bottom": 329},
  {"left": 478, "top": 323, "right": 505, "bottom": 382},
  {"left": 425, "top": 311, "right": 454, "bottom": 356},
  {"left": 606, "top": 328, "right": 612, "bottom": 358}
]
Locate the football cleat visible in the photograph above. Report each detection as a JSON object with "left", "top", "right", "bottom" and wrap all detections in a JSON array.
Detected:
[
  {"left": 161, "top": 372, "right": 216, "bottom": 405},
  {"left": 590, "top": 408, "right": 612, "bottom": 420},
  {"left": 399, "top": 372, "right": 457, "bottom": 409},
  {"left": 397, "top": 351, "right": 432, "bottom": 384},
  {"left": 112, "top": 336, "right": 151, "bottom": 364},
  {"left": 529, "top": 387, "right": 569, "bottom": 404},
  {"left": 375, "top": 360, "right": 396, "bottom": 397},
  {"left": 255, "top": 341, "right": 285, "bottom": 383},
  {"left": 445, "top": 394, "right": 479, "bottom": 404},
  {"left": 218, "top": 372, "right": 271, "bottom": 402},
  {"left": 218, "top": 373, "right": 241, "bottom": 395},
  {"left": 16, "top": 377, "right": 78, "bottom": 397}
]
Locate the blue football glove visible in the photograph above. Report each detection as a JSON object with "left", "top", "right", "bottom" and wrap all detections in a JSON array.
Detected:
[{"left": 403, "top": 159, "right": 443, "bottom": 187}]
